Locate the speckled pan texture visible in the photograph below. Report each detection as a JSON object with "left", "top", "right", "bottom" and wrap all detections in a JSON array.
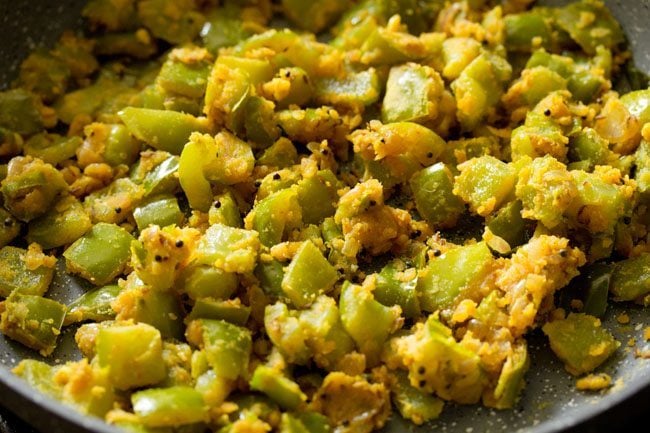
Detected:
[{"left": 0, "top": 1, "right": 649, "bottom": 433}]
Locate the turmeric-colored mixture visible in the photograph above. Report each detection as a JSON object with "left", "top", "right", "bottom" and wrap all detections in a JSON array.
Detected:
[{"left": 1, "top": 0, "right": 649, "bottom": 432}]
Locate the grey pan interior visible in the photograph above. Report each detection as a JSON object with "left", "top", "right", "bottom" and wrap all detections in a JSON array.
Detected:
[{"left": 0, "top": 1, "right": 649, "bottom": 433}]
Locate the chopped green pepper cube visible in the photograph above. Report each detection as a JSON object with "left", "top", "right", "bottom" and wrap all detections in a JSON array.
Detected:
[
  {"left": 418, "top": 242, "right": 493, "bottom": 312},
  {"left": 180, "top": 264, "right": 239, "bottom": 301},
  {"left": 201, "top": 6, "right": 254, "bottom": 53},
  {"left": 0, "top": 246, "right": 55, "bottom": 298},
  {"left": 621, "top": 89, "right": 650, "bottom": 126},
  {"left": 63, "top": 222, "right": 134, "bottom": 286},
  {"left": 504, "top": 12, "right": 552, "bottom": 52},
  {"left": 119, "top": 107, "right": 211, "bottom": 155},
  {"left": 27, "top": 195, "right": 92, "bottom": 249},
  {"left": 195, "top": 224, "right": 260, "bottom": 274},
  {"left": 542, "top": 313, "right": 619, "bottom": 375},
  {"left": 610, "top": 253, "right": 650, "bottom": 302},
  {"left": 510, "top": 111, "right": 569, "bottom": 161},
  {"left": 250, "top": 187, "right": 303, "bottom": 247},
  {"left": 137, "top": 0, "right": 204, "bottom": 44},
  {"left": 281, "top": 0, "right": 348, "bottom": 33},
  {"left": 133, "top": 194, "right": 184, "bottom": 231},
  {"left": 282, "top": 241, "right": 338, "bottom": 308},
  {"left": 555, "top": 0, "right": 624, "bottom": 55},
  {"left": 64, "top": 284, "right": 121, "bottom": 325},
  {"left": 140, "top": 154, "right": 180, "bottom": 197},
  {"left": 486, "top": 200, "right": 528, "bottom": 250},
  {"left": 1, "top": 156, "right": 68, "bottom": 222},
  {"left": 0, "top": 292, "right": 66, "bottom": 356},
  {"left": 209, "top": 192, "right": 243, "bottom": 228},
  {"left": 244, "top": 96, "right": 280, "bottom": 148},
  {"left": 339, "top": 281, "right": 402, "bottom": 366},
  {"left": 454, "top": 156, "right": 517, "bottom": 217},
  {"left": 374, "top": 262, "right": 420, "bottom": 319},
  {"left": 516, "top": 155, "right": 577, "bottom": 229},
  {"left": 187, "top": 298, "right": 250, "bottom": 326},
  {"left": 186, "top": 319, "right": 252, "bottom": 381},
  {"left": 96, "top": 323, "right": 167, "bottom": 390},
  {"left": 113, "top": 280, "right": 185, "bottom": 339},
  {"left": 382, "top": 63, "right": 445, "bottom": 125},
  {"left": 410, "top": 163, "right": 464, "bottom": 229},
  {"left": 315, "top": 68, "right": 381, "bottom": 109},
  {"left": 0, "top": 89, "right": 48, "bottom": 135},
  {"left": 485, "top": 342, "right": 529, "bottom": 409},
  {"left": 132, "top": 386, "right": 207, "bottom": 427},
  {"left": 391, "top": 370, "right": 444, "bottom": 425},
  {"left": 24, "top": 133, "right": 82, "bottom": 166},
  {"left": 568, "top": 128, "right": 611, "bottom": 170},
  {"left": 249, "top": 365, "right": 307, "bottom": 410},
  {"left": 255, "top": 260, "right": 285, "bottom": 298},
  {"left": 12, "top": 359, "right": 62, "bottom": 398},
  {"left": 157, "top": 52, "right": 211, "bottom": 100}
]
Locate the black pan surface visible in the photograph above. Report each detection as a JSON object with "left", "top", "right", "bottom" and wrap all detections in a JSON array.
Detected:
[{"left": 0, "top": 1, "right": 649, "bottom": 433}]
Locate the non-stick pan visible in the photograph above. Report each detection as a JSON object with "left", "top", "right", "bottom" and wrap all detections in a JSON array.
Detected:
[{"left": 1, "top": 1, "right": 649, "bottom": 433}]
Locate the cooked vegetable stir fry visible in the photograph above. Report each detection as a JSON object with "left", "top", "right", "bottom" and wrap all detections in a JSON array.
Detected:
[{"left": 1, "top": 0, "right": 649, "bottom": 431}]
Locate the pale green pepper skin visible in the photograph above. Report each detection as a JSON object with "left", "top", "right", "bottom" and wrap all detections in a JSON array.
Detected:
[
  {"left": 187, "top": 298, "right": 250, "bottom": 326},
  {"left": 24, "top": 133, "right": 81, "bottom": 166},
  {"left": 0, "top": 246, "right": 55, "bottom": 298},
  {"left": 249, "top": 365, "right": 307, "bottom": 410},
  {"left": 1, "top": 156, "right": 68, "bottom": 222},
  {"left": 391, "top": 370, "right": 444, "bottom": 425},
  {"left": 96, "top": 323, "right": 167, "bottom": 390},
  {"left": 195, "top": 224, "right": 260, "bottom": 274},
  {"left": 131, "top": 386, "right": 208, "bottom": 427},
  {"left": 27, "top": 195, "right": 92, "bottom": 249},
  {"left": 373, "top": 262, "right": 420, "bottom": 319},
  {"left": 410, "top": 163, "right": 464, "bottom": 229},
  {"left": 249, "top": 187, "right": 302, "bottom": 247},
  {"left": 339, "top": 281, "right": 402, "bottom": 366},
  {"left": 281, "top": 240, "right": 338, "bottom": 308},
  {"left": 119, "top": 108, "right": 211, "bottom": 155},
  {"left": 542, "top": 313, "right": 619, "bottom": 375},
  {"left": 63, "top": 223, "right": 135, "bottom": 286},
  {"left": 133, "top": 194, "right": 184, "bottom": 231},
  {"left": 0, "top": 89, "right": 50, "bottom": 135},
  {"left": 64, "top": 284, "right": 121, "bottom": 325},
  {"left": 186, "top": 319, "right": 252, "bottom": 381},
  {"left": 0, "top": 292, "right": 66, "bottom": 356},
  {"left": 180, "top": 264, "right": 239, "bottom": 301},
  {"left": 418, "top": 242, "right": 494, "bottom": 312},
  {"left": 610, "top": 254, "right": 650, "bottom": 302}
]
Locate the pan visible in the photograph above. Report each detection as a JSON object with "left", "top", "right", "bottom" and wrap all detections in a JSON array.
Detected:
[{"left": 0, "top": 1, "right": 649, "bottom": 433}]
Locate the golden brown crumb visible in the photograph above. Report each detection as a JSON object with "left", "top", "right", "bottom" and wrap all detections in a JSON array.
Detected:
[
  {"left": 616, "top": 313, "right": 630, "bottom": 325},
  {"left": 576, "top": 373, "right": 612, "bottom": 391}
]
